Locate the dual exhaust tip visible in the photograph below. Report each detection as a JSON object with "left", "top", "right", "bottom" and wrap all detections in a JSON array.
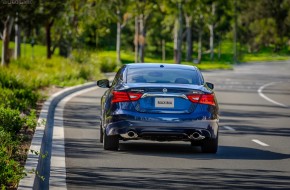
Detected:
[{"left": 121, "top": 131, "right": 205, "bottom": 140}]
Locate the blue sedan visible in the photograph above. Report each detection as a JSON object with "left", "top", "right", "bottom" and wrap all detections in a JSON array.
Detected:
[{"left": 97, "top": 63, "right": 219, "bottom": 153}]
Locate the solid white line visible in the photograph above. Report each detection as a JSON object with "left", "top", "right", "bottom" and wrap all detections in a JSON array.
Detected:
[
  {"left": 223, "top": 126, "right": 235, "bottom": 131},
  {"left": 18, "top": 82, "right": 97, "bottom": 190},
  {"left": 49, "top": 86, "right": 99, "bottom": 190},
  {"left": 252, "top": 139, "right": 269, "bottom": 147},
  {"left": 258, "top": 82, "right": 288, "bottom": 108}
]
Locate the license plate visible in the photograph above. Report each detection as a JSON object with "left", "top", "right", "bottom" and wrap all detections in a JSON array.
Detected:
[{"left": 155, "top": 98, "right": 174, "bottom": 108}]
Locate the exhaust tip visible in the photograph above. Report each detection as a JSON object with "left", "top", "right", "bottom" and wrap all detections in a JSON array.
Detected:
[
  {"left": 189, "top": 132, "right": 205, "bottom": 140},
  {"left": 120, "top": 130, "right": 138, "bottom": 139},
  {"left": 127, "top": 131, "right": 136, "bottom": 137}
]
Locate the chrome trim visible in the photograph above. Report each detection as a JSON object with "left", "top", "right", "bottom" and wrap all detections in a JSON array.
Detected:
[{"left": 141, "top": 93, "right": 188, "bottom": 99}]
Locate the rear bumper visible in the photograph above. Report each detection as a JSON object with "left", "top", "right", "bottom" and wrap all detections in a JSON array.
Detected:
[{"left": 104, "top": 115, "right": 219, "bottom": 140}]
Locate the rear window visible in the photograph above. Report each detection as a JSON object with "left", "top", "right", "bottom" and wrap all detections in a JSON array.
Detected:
[{"left": 127, "top": 68, "right": 202, "bottom": 85}]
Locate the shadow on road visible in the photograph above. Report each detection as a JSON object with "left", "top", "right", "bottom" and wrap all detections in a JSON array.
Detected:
[
  {"left": 66, "top": 166, "right": 290, "bottom": 189},
  {"left": 117, "top": 142, "right": 290, "bottom": 161}
]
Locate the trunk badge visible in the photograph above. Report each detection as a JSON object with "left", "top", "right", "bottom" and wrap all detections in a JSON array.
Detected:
[{"left": 163, "top": 88, "right": 167, "bottom": 93}]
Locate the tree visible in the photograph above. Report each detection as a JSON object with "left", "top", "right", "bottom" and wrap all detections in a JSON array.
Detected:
[
  {"left": 32, "top": 1, "right": 65, "bottom": 59},
  {"left": 0, "top": 4, "right": 16, "bottom": 66},
  {"left": 133, "top": 0, "right": 156, "bottom": 63}
]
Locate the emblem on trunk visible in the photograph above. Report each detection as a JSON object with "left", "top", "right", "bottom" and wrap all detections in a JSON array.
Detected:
[{"left": 163, "top": 88, "right": 167, "bottom": 93}]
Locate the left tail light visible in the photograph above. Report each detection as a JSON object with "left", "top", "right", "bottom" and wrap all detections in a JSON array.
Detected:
[{"left": 112, "top": 91, "right": 142, "bottom": 103}]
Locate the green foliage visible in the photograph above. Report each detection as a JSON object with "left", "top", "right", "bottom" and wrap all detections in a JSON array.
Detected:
[
  {"left": 0, "top": 147, "right": 25, "bottom": 189},
  {"left": 0, "top": 88, "right": 38, "bottom": 111},
  {"left": 97, "top": 56, "right": 117, "bottom": 72},
  {"left": 0, "top": 128, "right": 25, "bottom": 189},
  {"left": 0, "top": 107, "right": 24, "bottom": 135}
]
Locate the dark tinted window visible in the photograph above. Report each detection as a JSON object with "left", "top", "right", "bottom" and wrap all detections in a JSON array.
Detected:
[
  {"left": 127, "top": 68, "right": 202, "bottom": 85},
  {"left": 111, "top": 66, "right": 124, "bottom": 86}
]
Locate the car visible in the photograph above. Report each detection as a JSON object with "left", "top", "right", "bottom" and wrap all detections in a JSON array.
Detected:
[{"left": 97, "top": 63, "right": 219, "bottom": 153}]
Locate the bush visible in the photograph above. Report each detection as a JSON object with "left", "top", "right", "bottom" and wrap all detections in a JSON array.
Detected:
[
  {"left": 0, "top": 107, "right": 24, "bottom": 135},
  {"left": 0, "top": 88, "right": 38, "bottom": 111},
  {"left": 0, "top": 70, "right": 25, "bottom": 89},
  {"left": 0, "top": 129, "right": 24, "bottom": 189},
  {"left": 0, "top": 148, "right": 25, "bottom": 189},
  {"left": 98, "top": 57, "right": 117, "bottom": 72}
]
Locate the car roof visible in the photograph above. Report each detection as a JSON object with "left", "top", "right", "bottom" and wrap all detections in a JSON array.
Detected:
[{"left": 126, "top": 63, "right": 198, "bottom": 70}]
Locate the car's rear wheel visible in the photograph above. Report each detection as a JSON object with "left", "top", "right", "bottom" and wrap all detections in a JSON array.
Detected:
[
  {"left": 99, "top": 124, "right": 103, "bottom": 143},
  {"left": 103, "top": 132, "right": 119, "bottom": 150},
  {"left": 201, "top": 135, "right": 218, "bottom": 154}
]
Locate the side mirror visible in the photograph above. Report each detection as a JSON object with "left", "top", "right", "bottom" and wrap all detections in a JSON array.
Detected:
[
  {"left": 206, "top": 82, "right": 214, "bottom": 90},
  {"left": 97, "top": 79, "right": 110, "bottom": 88}
]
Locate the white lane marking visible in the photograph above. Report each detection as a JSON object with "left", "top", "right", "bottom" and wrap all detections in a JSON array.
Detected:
[
  {"left": 258, "top": 82, "right": 288, "bottom": 108},
  {"left": 252, "top": 139, "right": 269, "bottom": 147},
  {"left": 223, "top": 126, "right": 236, "bottom": 131},
  {"left": 50, "top": 86, "right": 99, "bottom": 190}
]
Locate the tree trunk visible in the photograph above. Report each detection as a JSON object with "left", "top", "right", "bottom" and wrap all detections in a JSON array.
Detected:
[
  {"left": 116, "top": 21, "right": 121, "bottom": 64},
  {"left": 173, "top": 18, "right": 178, "bottom": 64},
  {"left": 198, "top": 29, "right": 202, "bottom": 63},
  {"left": 1, "top": 16, "right": 14, "bottom": 66},
  {"left": 139, "top": 14, "right": 145, "bottom": 63},
  {"left": 162, "top": 39, "right": 166, "bottom": 61},
  {"left": 233, "top": 0, "right": 237, "bottom": 63},
  {"left": 116, "top": 9, "right": 121, "bottom": 64},
  {"left": 46, "top": 20, "right": 54, "bottom": 59},
  {"left": 185, "top": 15, "right": 192, "bottom": 62},
  {"left": 15, "top": 13, "right": 21, "bottom": 59},
  {"left": 209, "top": 24, "right": 214, "bottom": 60},
  {"left": 134, "top": 16, "right": 139, "bottom": 63},
  {"left": 209, "top": 2, "right": 216, "bottom": 61},
  {"left": 177, "top": 3, "right": 183, "bottom": 64},
  {"left": 218, "top": 34, "right": 221, "bottom": 60}
]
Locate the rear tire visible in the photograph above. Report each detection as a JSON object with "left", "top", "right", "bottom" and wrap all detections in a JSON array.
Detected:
[
  {"left": 103, "top": 132, "right": 119, "bottom": 151},
  {"left": 201, "top": 135, "right": 218, "bottom": 154},
  {"left": 99, "top": 124, "right": 103, "bottom": 143}
]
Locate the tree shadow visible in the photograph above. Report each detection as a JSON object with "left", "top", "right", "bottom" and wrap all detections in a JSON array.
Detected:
[
  {"left": 66, "top": 166, "right": 290, "bottom": 190},
  {"left": 118, "top": 142, "right": 290, "bottom": 161}
]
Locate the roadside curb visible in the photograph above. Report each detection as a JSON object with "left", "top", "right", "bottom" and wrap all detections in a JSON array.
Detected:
[{"left": 18, "top": 82, "right": 97, "bottom": 190}]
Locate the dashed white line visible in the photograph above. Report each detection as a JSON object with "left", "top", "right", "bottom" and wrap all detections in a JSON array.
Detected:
[
  {"left": 252, "top": 139, "right": 269, "bottom": 147},
  {"left": 258, "top": 82, "right": 288, "bottom": 108},
  {"left": 223, "top": 126, "right": 236, "bottom": 131}
]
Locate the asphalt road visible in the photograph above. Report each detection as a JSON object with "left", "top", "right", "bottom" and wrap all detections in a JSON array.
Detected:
[{"left": 62, "top": 61, "right": 290, "bottom": 190}]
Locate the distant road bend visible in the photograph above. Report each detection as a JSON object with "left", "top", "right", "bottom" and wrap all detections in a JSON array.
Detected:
[{"left": 51, "top": 61, "right": 290, "bottom": 190}]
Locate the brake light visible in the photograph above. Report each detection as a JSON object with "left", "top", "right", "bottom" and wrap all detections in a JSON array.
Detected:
[
  {"left": 187, "top": 94, "right": 201, "bottom": 103},
  {"left": 112, "top": 91, "right": 142, "bottom": 103},
  {"left": 128, "top": 92, "right": 143, "bottom": 101},
  {"left": 199, "top": 94, "right": 216, "bottom": 106},
  {"left": 112, "top": 91, "right": 129, "bottom": 103},
  {"left": 187, "top": 94, "right": 216, "bottom": 106}
]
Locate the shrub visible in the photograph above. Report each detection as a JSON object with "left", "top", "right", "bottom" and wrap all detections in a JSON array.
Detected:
[
  {"left": 0, "top": 148, "right": 25, "bottom": 189},
  {"left": 0, "top": 107, "right": 24, "bottom": 135},
  {"left": 0, "top": 88, "right": 38, "bottom": 111},
  {"left": 0, "top": 129, "right": 24, "bottom": 189},
  {"left": 98, "top": 57, "right": 117, "bottom": 72},
  {"left": 0, "top": 70, "right": 25, "bottom": 89}
]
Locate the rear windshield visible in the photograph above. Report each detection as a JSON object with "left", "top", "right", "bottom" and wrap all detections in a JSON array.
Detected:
[{"left": 127, "top": 68, "right": 202, "bottom": 85}]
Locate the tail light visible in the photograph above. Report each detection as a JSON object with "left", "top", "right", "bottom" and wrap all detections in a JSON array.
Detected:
[
  {"left": 187, "top": 94, "right": 216, "bottom": 106},
  {"left": 112, "top": 91, "right": 142, "bottom": 103}
]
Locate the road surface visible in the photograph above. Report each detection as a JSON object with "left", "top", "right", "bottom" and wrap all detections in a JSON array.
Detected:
[{"left": 62, "top": 61, "right": 290, "bottom": 189}]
